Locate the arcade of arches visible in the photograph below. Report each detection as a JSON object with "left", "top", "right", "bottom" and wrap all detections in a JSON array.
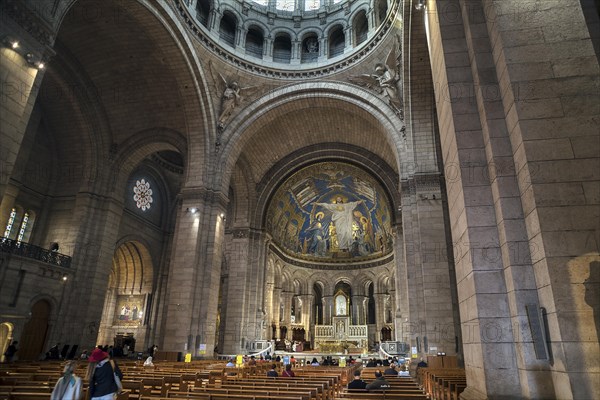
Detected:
[{"left": 0, "top": 0, "right": 598, "bottom": 399}]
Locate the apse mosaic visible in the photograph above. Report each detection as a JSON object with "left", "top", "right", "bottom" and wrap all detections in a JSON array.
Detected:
[{"left": 266, "top": 162, "right": 393, "bottom": 262}]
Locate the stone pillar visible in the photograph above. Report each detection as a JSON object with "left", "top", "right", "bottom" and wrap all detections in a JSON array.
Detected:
[
  {"left": 281, "top": 291, "right": 294, "bottom": 338},
  {"left": 352, "top": 295, "right": 367, "bottom": 325},
  {"left": 322, "top": 295, "right": 333, "bottom": 324},
  {"left": 344, "top": 25, "right": 352, "bottom": 49},
  {"left": 235, "top": 26, "right": 244, "bottom": 49},
  {"left": 162, "top": 189, "right": 227, "bottom": 357},
  {"left": 374, "top": 293, "right": 387, "bottom": 340},
  {"left": 50, "top": 191, "right": 125, "bottom": 351},
  {"left": 264, "top": 36, "right": 274, "bottom": 61},
  {"left": 209, "top": 9, "right": 219, "bottom": 31},
  {"left": 271, "top": 286, "right": 282, "bottom": 336},
  {"left": 298, "top": 294, "right": 313, "bottom": 339},
  {"left": 0, "top": 5, "right": 53, "bottom": 200}
]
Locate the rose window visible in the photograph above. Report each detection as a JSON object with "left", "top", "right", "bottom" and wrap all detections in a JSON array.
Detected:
[{"left": 133, "top": 179, "right": 153, "bottom": 211}]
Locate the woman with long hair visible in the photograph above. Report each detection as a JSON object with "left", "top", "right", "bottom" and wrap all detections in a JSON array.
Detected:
[{"left": 86, "top": 348, "right": 123, "bottom": 400}]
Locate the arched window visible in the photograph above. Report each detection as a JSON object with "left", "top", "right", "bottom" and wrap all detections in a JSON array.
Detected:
[
  {"left": 276, "top": 0, "right": 295, "bottom": 11},
  {"left": 328, "top": 25, "right": 345, "bottom": 58},
  {"left": 16, "top": 212, "right": 29, "bottom": 243},
  {"left": 353, "top": 10, "right": 368, "bottom": 46},
  {"left": 301, "top": 34, "right": 319, "bottom": 63},
  {"left": 3, "top": 208, "right": 16, "bottom": 239},
  {"left": 219, "top": 12, "right": 237, "bottom": 48},
  {"left": 273, "top": 34, "right": 292, "bottom": 64},
  {"left": 196, "top": 0, "right": 210, "bottom": 27},
  {"left": 305, "top": 0, "right": 320, "bottom": 11},
  {"left": 245, "top": 27, "right": 264, "bottom": 59}
]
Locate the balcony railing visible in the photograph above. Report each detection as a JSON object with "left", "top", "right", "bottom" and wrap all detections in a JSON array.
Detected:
[{"left": 0, "top": 237, "right": 72, "bottom": 268}]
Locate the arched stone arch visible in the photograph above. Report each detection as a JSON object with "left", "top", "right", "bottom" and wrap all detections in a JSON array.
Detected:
[
  {"left": 253, "top": 143, "right": 401, "bottom": 229},
  {"left": 298, "top": 27, "right": 324, "bottom": 39},
  {"left": 214, "top": 82, "right": 407, "bottom": 199},
  {"left": 323, "top": 20, "right": 349, "bottom": 36},
  {"left": 111, "top": 128, "right": 187, "bottom": 195},
  {"left": 243, "top": 20, "right": 269, "bottom": 33},
  {"left": 229, "top": 155, "right": 256, "bottom": 226},
  {"left": 48, "top": 0, "right": 213, "bottom": 190},
  {"left": 270, "top": 27, "right": 298, "bottom": 41}
]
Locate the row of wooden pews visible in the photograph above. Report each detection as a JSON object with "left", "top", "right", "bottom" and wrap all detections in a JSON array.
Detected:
[
  {"left": 417, "top": 368, "right": 466, "bottom": 400},
  {"left": 335, "top": 367, "right": 427, "bottom": 400},
  {"left": 1, "top": 360, "right": 352, "bottom": 400}
]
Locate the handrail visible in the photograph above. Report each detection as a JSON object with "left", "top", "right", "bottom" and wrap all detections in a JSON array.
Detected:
[{"left": 0, "top": 237, "right": 72, "bottom": 268}]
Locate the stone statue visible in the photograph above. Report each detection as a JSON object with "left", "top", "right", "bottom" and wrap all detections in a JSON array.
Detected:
[
  {"left": 349, "top": 40, "right": 404, "bottom": 118},
  {"left": 209, "top": 61, "right": 259, "bottom": 132}
]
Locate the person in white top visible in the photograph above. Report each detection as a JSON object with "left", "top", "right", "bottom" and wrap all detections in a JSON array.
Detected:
[
  {"left": 398, "top": 364, "right": 410, "bottom": 377},
  {"left": 51, "top": 361, "right": 82, "bottom": 400}
]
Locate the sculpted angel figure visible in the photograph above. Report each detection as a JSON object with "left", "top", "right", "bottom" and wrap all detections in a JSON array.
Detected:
[
  {"left": 218, "top": 80, "right": 241, "bottom": 129},
  {"left": 349, "top": 43, "right": 404, "bottom": 118},
  {"left": 209, "top": 61, "right": 259, "bottom": 131}
]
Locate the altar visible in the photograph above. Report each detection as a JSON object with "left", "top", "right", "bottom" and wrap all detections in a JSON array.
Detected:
[{"left": 313, "top": 291, "right": 368, "bottom": 352}]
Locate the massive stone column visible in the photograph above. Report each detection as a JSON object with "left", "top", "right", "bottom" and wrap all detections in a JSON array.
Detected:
[
  {"left": 426, "top": 0, "right": 599, "bottom": 398},
  {"left": 162, "top": 188, "right": 227, "bottom": 357},
  {"left": 50, "top": 191, "right": 125, "bottom": 351},
  {"left": 0, "top": 2, "right": 53, "bottom": 200}
]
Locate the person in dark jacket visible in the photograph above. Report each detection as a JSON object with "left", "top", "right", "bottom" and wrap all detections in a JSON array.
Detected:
[
  {"left": 365, "top": 371, "right": 391, "bottom": 391},
  {"left": 266, "top": 364, "right": 278, "bottom": 377},
  {"left": 3, "top": 341, "right": 18, "bottom": 363},
  {"left": 347, "top": 370, "right": 367, "bottom": 390},
  {"left": 383, "top": 363, "right": 397, "bottom": 375},
  {"left": 86, "top": 348, "right": 123, "bottom": 400}
]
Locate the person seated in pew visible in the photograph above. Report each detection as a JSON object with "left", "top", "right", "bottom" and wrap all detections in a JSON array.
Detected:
[
  {"left": 383, "top": 363, "right": 397, "bottom": 376},
  {"left": 226, "top": 358, "right": 236, "bottom": 367},
  {"left": 267, "top": 364, "right": 278, "bottom": 377},
  {"left": 281, "top": 363, "right": 295, "bottom": 377},
  {"left": 398, "top": 365, "right": 410, "bottom": 377},
  {"left": 247, "top": 355, "right": 257, "bottom": 366},
  {"left": 365, "top": 358, "right": 376, "bottom": 367},
  {"left": 310, "top": 358, "right": 320, "bottom": 366},
  {"left": 348, "top": 370, "right": 367, "bottom": 390},
  {"left": 365, "top": 370, "right": 391, "bottom": 392},
  {"left": 416, "top": 357, "right": 428, "bottom": 370}
]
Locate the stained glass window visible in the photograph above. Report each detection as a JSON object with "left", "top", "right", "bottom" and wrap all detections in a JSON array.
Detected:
[
  {"left": 3, "top": 208, "right": 16, "bottom": 238},
  {"left": 305, "top": 0, "right": 320, "bottom": 10},
  {"left": 133, "top": 179, "right": 153, "bottom": 211},
  {"left": 17, "top": 213, "right": 29, "bottom": 243}
]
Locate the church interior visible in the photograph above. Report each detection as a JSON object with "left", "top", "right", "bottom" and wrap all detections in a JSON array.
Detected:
[{"left": 0, "top": 0, "right": 598, "bottom": 398}]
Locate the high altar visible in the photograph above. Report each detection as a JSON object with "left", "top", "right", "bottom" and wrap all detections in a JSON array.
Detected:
[{"left": 313, "top": 292, "right": 368, "bottom": 352}]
